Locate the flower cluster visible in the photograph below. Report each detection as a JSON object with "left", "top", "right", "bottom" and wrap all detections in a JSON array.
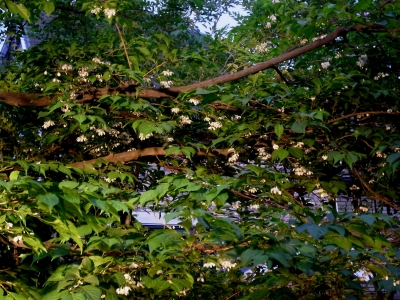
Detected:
[
  {"left": 162, "top": 70, "right": 173, "bottom": 76},
  {"left": 76, "top": 135, "right": 88, "bottom": 142},
  {"left": 138, "top": 132, "right": 153, "bottom": 140},
  {"left": 317, "top": 188, "right": 328, "bottom": 198},
  {"left": 160, "top": 80, "right": 173, "bottom": 88},
  {"left": 220, "top": 259, "right": 237, "bottom": 270},
  {"left": 321, "top": 61, "right": 330, "bottom": 69},
  {"left": 42, "top": 120, "right": 55, "bottom": 129},
  {"left": 312, "top": 34, "right": 326, "bottom": 41},
  {"left": 357, "top": 54, "right": 368, "bottom": 68},
  {"left": 171, "top": 107, "right": 180, "bottom": 114},
  {"left": 349, "top": 184, "right": 360, "bottom": 191},
  {"left": 255, "top": 42, "right": 268, "bottom": 53},
  {"left": 188, "top": 98, "right": 200, "bottom": 105},
  {"left": 257, "top": 147, "right": 271, "bottom": 160},
  {"left": 116, "top": 286, "right": 131, "bottom": 296},
  {"left": 228, "top": 148, "right": 239, "bottom": 163},
  {"left": 203, "top": 262, "right": 216, "bottom": 268},
  {"left": 61, "top": 64, "right": 72, "bottom": 72},
  {"left": 374, "top": 72, "right": 389, "bottom": 80},
  {"left": 91, "top": 7, "right": 116, "bottom": 18},
  {"left": 294, "top": 166, "right": 313, "bottom": 176},
  {"left": 270, "top": 186, "right": 281, "bottom": 195},
  {"left": 208, "top": 121, "right": 222, "bottom": 131},
  {"left": 179, "top": 116, "right": 192, "bottom": 125},
  {"left": 92, "top": 57, "right": 111, "bottom": 65}
]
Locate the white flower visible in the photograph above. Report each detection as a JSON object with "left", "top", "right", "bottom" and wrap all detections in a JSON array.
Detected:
[
  {"left": 52, "top": 78, "right": 61, "bottom": 83},
  {"left": 204, "top": 117, "right": 211, "bottom": 122},
  {"left": 220, "top": 259, "right": 237, "bottom": 270},
  {"left": 208, "top": 121, "right": 222, "bottom": 130},
  {"left": 270, "top": 187, "right": 282, "bottom": 195},
  {"left": 386, "top": 125, "right": 391, "bottom": 130},
  {"left": 78, "top": 67, "right": 89, "bottom": 77},
  {"left": 124, "top": 274, "right": 132, "bottom": 281},
  {"left": 116, "top": 286, "right": 131, "bottom": 296},
  {"left": 272, "top": 0, "right": 280, "bottom": 3},
  {"left": 179, "top": 116, "right": 192, "bottom": 125},
  {"left": 255, "top": 42, "right": 268, "bottom": 53},
  {"left": 171, "top": 107, "right": 180, "bottom": 114},
  {"left": 129, "top": 263, "right": 139, "bottom": 269},
  {"left": 310, "top": 96, "right": 316, "bottom": 101},
  {"left": 248, "top": 187, "right": 258, "bottom": 194},
  {"left": 160, "top": 80, "right": 173, "bottom": 88},
  {"left": 265, "top": 22, "right": 272, "bottom": 28},
  {"left": 162, "top": 70, "right": 173, "bottom": 76},
  {"left": 357, "top": 55, "right": 368, "bottom": 68},
  {"left": 231, "top": 115, "right": 241, "bottom": 121},
  {"left": 5, "top": 223, "right": 13, "bottom": 229},
  {"left": 96, "top": 128, "right": 106, "bottom": 136},
  {"left": 269, "top": 15, "right": 277, "bottom": 22},
  {"left": 203, "top": 262, "right": 216, "bottom": 268},
  {"left": 300, "top": 38, "right": 308, "bottom": 45},
  {"left": 103, "top": 8, "right": 116, "bottom": 18},
  {"left": 76, "top": 135, "right": 88, "bottom": 142},
  {"left": 91, "top": 7, "right": 101, "bottom": 15},
  {"left": 166, "top": 137, "right": 174, "bottom": 142},
  {"left": 156, "top": 270, "right": 163, "bottom": 275},
  {"left": 13, "top": 235, "right": 23, "bottom": 243},
  {"left": 139, "top": 132, "right": 153, "bottom": 140},
  {"left": 249, "top": 204, "right": 260, "bottom": 210},
  {"left": 322, "top": 155, "right": 328, "bottom": 160},
  {"left": 387, "top": 109, "right": 393, "bottom": 113},
  {"left": 42, "top": 120, "right": 55, "bottom": 129},
  {"left": 349, "top": 184, "right": 360, "bottom": 191},
  {"left": 188, "top": 98, "right": 200, "bottom": 105},
  {"left": 294, "top": 142, "right": 304, "bottom": 148},
  {"left": 272, "top": 144, "right": 279, "bottom": 150},
  {"left": 57, "top": 72, "right": 61, "bottom": 77},
  {"left": 321, "top": 62, "right": 330, "bottom": 69},
  {"left": 44, "top": 70, "right": 48, "bottom": 75},
  {"left": 197, "top": 276, "right": 205, "bottom": 282},
  {"left": 359, "top": 206, "right": 368, "bottom": 212}
]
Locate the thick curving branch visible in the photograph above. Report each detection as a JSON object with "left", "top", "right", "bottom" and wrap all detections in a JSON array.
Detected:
[
  {"left": 69, "top": 147, "right": 231, "bottom": 169},
  {"left": 0, "top": 27, "right": 345, "bottom": 107}
]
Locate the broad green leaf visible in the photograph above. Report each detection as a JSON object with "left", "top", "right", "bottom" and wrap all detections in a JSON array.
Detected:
[
  {"left": 37, "top": 193, "right": 59, "bottom": 209},
  {"left": 274, "top": 124, "right": 284, "bottom": 139}
]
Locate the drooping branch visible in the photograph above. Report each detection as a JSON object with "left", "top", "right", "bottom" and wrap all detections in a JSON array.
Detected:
[
  {"left": 0, "top": 27, "right": 345, "bottom": 107},
  {"left": 69, "top": 147, "right": 231, "bottom": 169}
]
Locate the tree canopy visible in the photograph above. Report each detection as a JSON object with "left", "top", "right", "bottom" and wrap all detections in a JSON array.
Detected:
[{"left": 1, "top": 0, "right": 400, "bottom": 299}]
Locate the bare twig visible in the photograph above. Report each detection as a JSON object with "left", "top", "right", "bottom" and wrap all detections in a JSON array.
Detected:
[{"left": 115, "top": 22, "right": 132, "bottom": 70}]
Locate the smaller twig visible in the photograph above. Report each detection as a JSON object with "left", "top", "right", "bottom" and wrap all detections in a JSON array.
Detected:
[
  {"left": 353, "top": 168, "right": 400, "bottom": 211},
  {"left": 143, "top": 61, "right": 168, "bottom": 77},
  {"left": 328, "top": 111, "right": 400, "bottom": 124},
  {"left": 115, "top": 23, "right": 132, "bottom": 70}
]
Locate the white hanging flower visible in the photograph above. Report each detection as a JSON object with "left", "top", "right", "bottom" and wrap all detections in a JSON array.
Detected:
[
  {"left": 322, "top": 155, "right": 328, "bottom": 160},
  {"left": 220, "top": 259, "right": 237, "bottom": 270},
  {"left": 5, "top": 223, "right": 13, "bottom": 229},
  {"left": 162, "top": 70, "right": 173, "bottom": 76},
  {"left": 208, "top": 121, "right": 222, "bottom": 130},
  {"left": 42, "top": 120, "right": 55, "bottom": 129},
  {"left": 171, "top": 107, "right": 180, "bottom": 114},
  {"left": 123, "top": 274, "right": 132, "bottom": 281},
  {"left": 270, "top": 186, "right": 282, "bottom": 195},
  {"left": 13, "top": 235, "right": 23, "bottom": 243},
  {"left": 248, "top": 188, "right": 258, "bottom": 194},
  {"left": 103, "top": 8, "right": 116, "bottom": 18},
  {"left": 188, "top": 98, "right": 200, "bottom": 105},
  {"left": 265, "top": 22, "right": 272, "bottom": 28},
  {"left": 160, "top": 80, "right": 173, "bottom": 88},
  {"left": 56, "top": 72, "right": 61, "bottom": 77},
  {"left": 76, "top": 135, "right": 88, "bottom": 142},
  {"left": 91, "top": 7, "right": 101, "bottom": 15},
  {"left": 95, "top": 128, "right": 106, "bottom": 136},
  {"left": 269, "top": 15, "right": 277, "bottom": 22},
  {"left": 272, "top": 144, "right": 279, "bottom": 150},
  {"left": 116, "top": 286, "right": 131, "bottom": 296},
  {"left": 179, "top": 116, "right": 192, "bottom": 125},
  {"left": 129, "top": 263, "right": 139, "bottom": 269},
  {"left": 300, "top": 38, "right": 308, "bottom": 45},
  {"left": 203, "top": 262, "right": 216, "bottom": 268},
  {"left": 321, "top": 62, "right": 330, "bottom": 69}
]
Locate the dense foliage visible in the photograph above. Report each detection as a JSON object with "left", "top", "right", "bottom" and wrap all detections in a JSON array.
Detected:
[{"left": 0, "top": 0, "right": 400, "bottom": 299}]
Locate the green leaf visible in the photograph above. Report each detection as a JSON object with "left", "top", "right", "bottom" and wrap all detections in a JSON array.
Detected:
[
  {"left": 165, "top": 146, "right": 181, "bottom": 156},
  {"left": 73, "top": 114, "right": 86, "bottom": 124},
  {"left": 181, "top": 146, "right": 195, "bottom": 160},
  {"left": 356, "top": 214, "right": 376, "bottom": 226},
  {"left": 6, "top": 1, "right": 31, "bottom": 22},
  {"left": 288, "top": 147, "right": 303, "bottom": 159},
  {"left": 306, "top": 224, "right": 329, "bottom": 240},
  {"left": 274, "top": 124, "right": 284, "bottom": 139},
  {"left": 43, "top": 2, "right": 55, "bottom": 16},
  {"left": 77, "top": 286, "right": 102, "bottom": 300},
  {"left": 9, "top": 170, "right": 19, "bottom": 181},
  {"left": 139, "top": 190, "right": 158, "bottom": 205},
  {"left": 37, "top": 193, "right": 59, "bottom": 210},
  {"left": 291, "top": 120, "right": 308, "bottom": 134}
]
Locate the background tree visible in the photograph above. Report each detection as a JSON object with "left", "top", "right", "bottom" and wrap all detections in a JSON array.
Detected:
[{"left": 0, "top": 0, "right": 400, "bottom": 299}]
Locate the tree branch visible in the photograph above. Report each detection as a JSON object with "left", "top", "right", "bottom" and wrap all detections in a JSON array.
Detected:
[
  {"left": 352, "top": 168, "right": 400, "bottom": 211},
  {"left": 0, "top": 27, "right": 345, "bottom": 107},
  {"left": 69, "top": 147, "right": 231, "bottom": 169},
  {"left": 328, "top": 111, "right": 400, "bottom": 124}
]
